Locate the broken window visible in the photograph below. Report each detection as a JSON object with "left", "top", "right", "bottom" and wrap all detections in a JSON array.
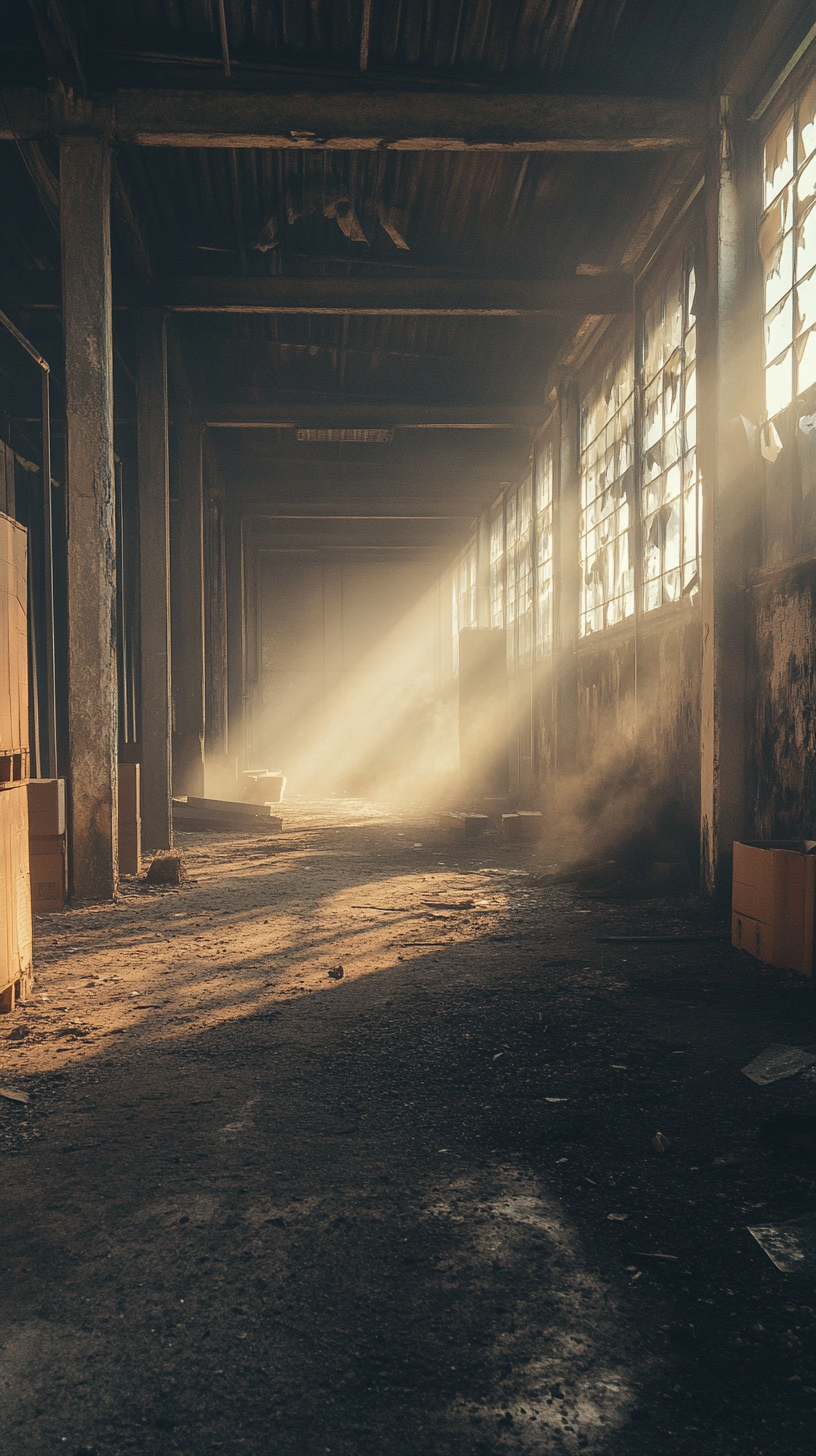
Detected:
[
  {"left": 489, "top": 504, "right": 505, "bottom": 628},
  {"left": 579, "top": 340, "right": 635, "bottom": 636},
  {"left": 451, "top": 540, "right": 477, "bottom": 675},
  {"left": 761, "top": 73, "right": 816, "bottom": 417},
  {"left": 534, "top": 439, "right": 554, "bottom": 658},
  {"left": 641, "top": 255, "right": 700, "bottom": 611},
  {"left": 505, "top": 474, "right": 533, "bottom": 670}
]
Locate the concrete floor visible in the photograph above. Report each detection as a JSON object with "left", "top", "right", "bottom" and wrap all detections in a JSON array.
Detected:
[{"left": 0, "top": 800, "right": 814, "bottom": 1455}]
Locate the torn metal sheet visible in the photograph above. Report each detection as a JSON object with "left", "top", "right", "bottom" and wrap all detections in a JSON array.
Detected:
[
  {"left": 747, "top": 1222, "right": 816, "bottom": 1272},
  {"left": 740, "top": 1044, "right": 816, "bottom": 1085}
]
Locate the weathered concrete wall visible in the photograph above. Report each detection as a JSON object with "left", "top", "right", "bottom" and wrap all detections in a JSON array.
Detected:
[
  {"left": 562, "top": 611, "right": 702, "bottom": 862},
  {"left": 751, "top": 567, "right": 816, "bottom": 839}
]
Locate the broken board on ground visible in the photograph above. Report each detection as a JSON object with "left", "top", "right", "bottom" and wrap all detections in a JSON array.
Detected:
[{"left": 172, "top": 797, "right": 283, "bottom": 833}]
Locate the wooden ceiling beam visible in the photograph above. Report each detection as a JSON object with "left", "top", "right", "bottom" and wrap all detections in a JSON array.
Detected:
[
  {"left": 1, "top": 270, "right": 631, "bottom": 315},
  {"left": 0, "top": 86, "right": 706, "bottom": 151},
  {"left": 206, "top": 404, "right": 541, "bottom": 428}
]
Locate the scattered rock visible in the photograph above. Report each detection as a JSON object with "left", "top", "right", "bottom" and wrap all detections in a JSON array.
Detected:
[
  {"left": 328, "top": 965, "right": 345, "bottom": 980},
  {"left": 144, "top": 852, "right": 185, "bottom": 886}
]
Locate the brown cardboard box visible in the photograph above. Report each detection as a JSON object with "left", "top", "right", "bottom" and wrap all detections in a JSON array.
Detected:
[
  {"left": 29, "top": 834, "right": 67, "bottom": 912},
  {"left": 0, "top": 512, "right": 29, "bottom": 758},
  {"left": 26, "top": 779, "right": 65, "bottom": 836},
  {"left": 732, "top": 840, "right": 816, "bottom": 976},
  {"left": 0, "top": 782, "right": 33, "bottom": 1008},
  {"left": 118, "top": 761, "right": 141, "bottom": 875},
  {"left": 502, "top": 811, "right": 543, "bottom": 842}
]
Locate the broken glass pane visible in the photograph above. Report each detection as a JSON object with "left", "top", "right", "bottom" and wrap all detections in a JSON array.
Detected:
[{"left": 765, "top": 108, "right": 794, "bottom": 206}]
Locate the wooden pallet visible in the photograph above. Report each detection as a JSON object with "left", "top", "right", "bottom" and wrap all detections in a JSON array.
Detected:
[{"left": 0, "top": 971, "right": 33, "bottom": 1014}]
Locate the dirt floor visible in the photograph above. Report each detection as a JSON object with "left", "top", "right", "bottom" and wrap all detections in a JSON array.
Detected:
[{"left": 1, "top": 799, "right": 815, "bottom": 1456}]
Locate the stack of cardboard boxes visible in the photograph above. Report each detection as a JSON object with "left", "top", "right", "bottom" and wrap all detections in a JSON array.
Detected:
[
  {"left": 27, "top": 778, "right": 67, "bottom": 913},
  {"left": 0, "top": 511, "right": 32, "bottom": 1011},
  {"left": 732, "top": 840, "right": 816, "bottom": 976}
]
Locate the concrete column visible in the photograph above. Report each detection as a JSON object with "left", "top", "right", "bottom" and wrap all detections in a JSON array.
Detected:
[
  {"left": 60, "top": 136, "right": 118, "bottom": 900},
  {"left": 225, "top": 511, "right": 245, "bottom": 769},
  {"left": 555, "top": 382, "right": 580, "bottom": 774},
  {"left": 699, "top": 98, "right": 763, "bottom": 895},
  {"left": 172, "top": 421, "right": 205, "bottom": 797},
  {"left": 136, "top": 309, "right": 172, "bottom": 848}
]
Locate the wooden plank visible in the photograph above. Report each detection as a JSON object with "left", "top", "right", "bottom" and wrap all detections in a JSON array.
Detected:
[
  {"left": 136, "top": 308, "right": 173, "bottom": 851},
  {"left": 207, "top": 403, "right": 544, "bottom": 428},
  {"left": 113, "top": 88, "right": 707, "bottom": 152},
  {"left": 0, "top": 86, "right": 707, "bottom": 151},
  {"left": 60, "top": 136, "right": 118, "bottom": 900},
  {"left": 0, "top": 783, "right": 33, "bottom": 1004},
  {"left": 3, "top": 270, "right": 631, "bottom": 315},
  {"left": 172, "top": 422, "right": 206, "bottom": 798},
  {"left": 166, "top": 273, "right": 633, "bottom": 315}
]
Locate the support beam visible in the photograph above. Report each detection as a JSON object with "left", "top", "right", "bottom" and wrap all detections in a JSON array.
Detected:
[
  {"left": 224, "top": 513, "right": 245, "bottom": 772},
  {"left": 166, "top": 273, "right": 633, "bottom": 315},
  {"left": 0, "top": 86, "right": 707, "bottom": 152},
  {"left": 26, "top": 0, "right": 87, "bottom": 93},
  {"left": 172, "top": 422, "right": 206, "bottom": 797},
  {"left": 3, "top": 270, "right": 633, "bottom": 316},
  {"left": 698, "top": 98, "right": 763, "bottom": 896},
  {"left": 207, "top": 404, "right": 544, "bottom": 429},
  {"left": 136, "top": 309, "right": 173, "bottom": 850},
  {"left": 554, "top": 382, "right": 579, "bottom": 776},
  {"left": 59, "top": 135, "right": 117, "bottom": 899}
]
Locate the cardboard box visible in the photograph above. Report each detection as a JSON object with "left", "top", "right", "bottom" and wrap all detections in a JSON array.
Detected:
[
  {"left": 0, "top": 512, "right": 29, "bottom": 757},
  {"left": 29, "top": 833, "right": 67, "bottom": 912},
  {"left": 502, "top": 811, "right": 543, "bottom": 842},
  {"left": 118, "top": 761, "right": 141, "bottom": 875},
  {"left": 0, "top": 782, "right": 33, "bottom": 1008},
  {"left": 26, "top": 778, "right": 65, "bottom": 836},
  {"left": 732, "top": 840, "right": 816, "bottom": 976}
]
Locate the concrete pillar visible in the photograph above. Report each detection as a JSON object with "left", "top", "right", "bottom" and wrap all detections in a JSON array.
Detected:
[
  {"left": 172, "top": 421, "right": 205, "bottom": 796},
  {"left": 225, "top": 512, "right": 245, "bottom": 770},
  {"left": 136, "top": 309, "right": 172, "bottom": 849},
  {"left": 699, "top": 98, "right": 763, "bottom": 895},
  {"left": 555, "top": 382, "right": 580, "bottom": 774},
  {"left": 60, "top": 136, "right": 118, "bottom": 900}
]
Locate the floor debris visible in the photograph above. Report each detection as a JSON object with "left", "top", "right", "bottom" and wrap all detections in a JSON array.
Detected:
[
  {"left": 328, "top": 964, "right": 345, "bottom": 980},
  {"left": 144, "top": 851, "right": 185, "bottom": 885},
  {"left": 741, "top": 1044, "right": 816, "bottom": 1085},
  {"left": 747, "top": 1222, "right": 816, "bottom": 1272},
  {"left": 0, "top": 1087, "right": 29, "bottom": 1104},
  {"left": 652, "top": 1131, "right": 670, "bottom": 1153}
]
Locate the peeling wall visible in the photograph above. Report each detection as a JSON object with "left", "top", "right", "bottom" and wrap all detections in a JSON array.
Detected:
[{"left": 752, "top": 568, "right": 816, "bottom": 837}]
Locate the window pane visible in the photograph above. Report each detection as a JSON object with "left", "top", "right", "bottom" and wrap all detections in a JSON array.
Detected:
[
  {"left": 796, "top": 266, "right": 816, "bottom": 335},
  {"left": 799, "top": 74, "right": 816, "bottom": 163},
  {"left": 797, "top": 326, "right": 816, "bottom": 395},
  {"left": 765, "top": 289, "right": 793, "bottom": 358},
  {"left": 766, "top": 346, "right": 794, "bottom": 416},
  {"left": 760, "top": 202, "right": 793, "bottom": 311},
  {"left": 764, "top": 108, "right": 794, "bottom": 205},
  {"left": 797, "top": 195, "right": 816, "bottom": 281}
]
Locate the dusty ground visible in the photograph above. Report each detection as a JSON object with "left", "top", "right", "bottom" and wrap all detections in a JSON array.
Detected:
[{"left": 0, "top": 799, "right": 815, "bottom": 1456}]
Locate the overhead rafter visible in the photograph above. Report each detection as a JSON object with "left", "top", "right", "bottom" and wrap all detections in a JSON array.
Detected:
[
  {"left": 0, "top": 86, "right": 707, "bottom": 152},
  {"left": 1, "top": 271, "right": 632, "bottom": 316},
  {"left": 25, "top": 0, "right": 86, "bottom": 94},
  {"left": 206, "top": 404, "right": 542, "bottom": 428}
]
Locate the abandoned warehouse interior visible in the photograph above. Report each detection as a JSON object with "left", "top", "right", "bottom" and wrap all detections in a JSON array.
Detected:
[{"left": 1, "top": 2, "right": 816, "bottom": 1454}]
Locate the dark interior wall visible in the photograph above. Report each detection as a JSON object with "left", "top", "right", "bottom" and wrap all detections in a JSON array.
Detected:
[
  {"left": 748, "top": 270, "right": 816, "bottom": 837},
  {"left": 250, "top": 548, "right": 456, "bottom": 799}
]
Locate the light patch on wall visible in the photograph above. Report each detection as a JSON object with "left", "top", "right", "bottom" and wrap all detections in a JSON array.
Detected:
[{"left": 296, "top": 428, "right": 394, "bottom": 443}]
